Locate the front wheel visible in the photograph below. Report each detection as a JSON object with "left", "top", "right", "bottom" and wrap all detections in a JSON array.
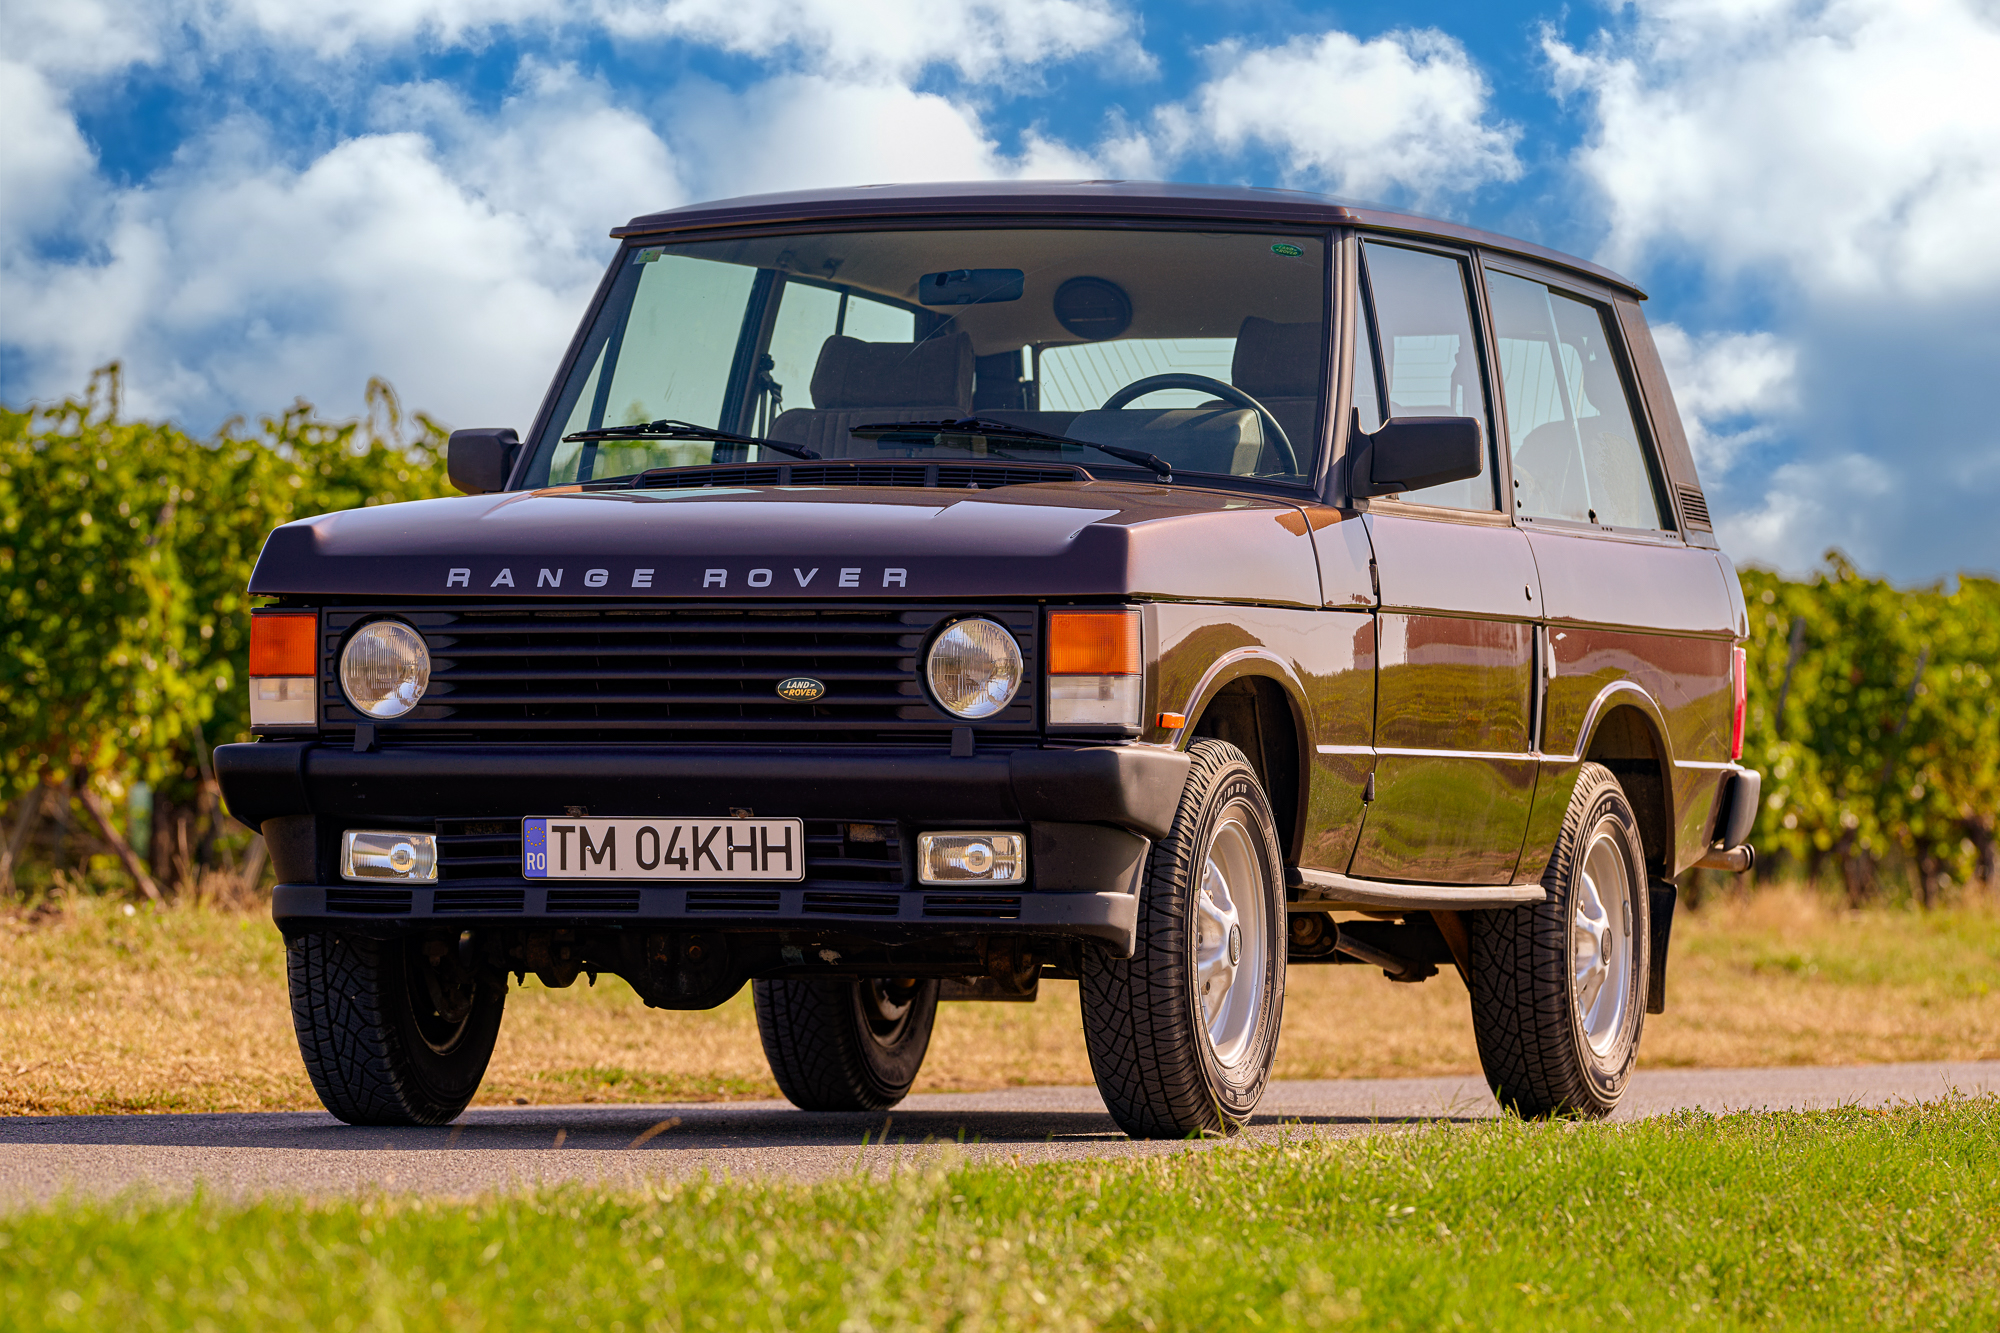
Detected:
[
  {"left": 288, "top": 931, "right": 505, "bottom": 1125},
  {"left": 1081, "top": 739, "right": 1287, "bottom": 1138},
  {"left": 754, "top": 977, "right": 939, "bottom": 1111},
  {"left": 1467, "top": 761, "right": 1650, "bottom": 1118}
]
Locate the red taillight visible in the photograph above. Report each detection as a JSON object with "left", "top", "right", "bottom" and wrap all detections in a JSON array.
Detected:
[
  {"left": 249, "top": 614, "right": 317, "bottom": 677},
  {"left": 1730, "top": 645, "right": 1747, "bottom": 761}
]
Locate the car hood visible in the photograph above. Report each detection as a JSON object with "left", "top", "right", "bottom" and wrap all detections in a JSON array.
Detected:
[{"left": 248, "top": 481, "right": 1326, "bottom": 606}]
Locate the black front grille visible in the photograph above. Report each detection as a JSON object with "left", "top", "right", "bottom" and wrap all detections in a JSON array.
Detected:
[
  {"left": 619, "top": 462, "right": 1089, "bottom": 491},
  {"left": 803, "top": 891, "right": 901, "bottom": 916},
  {"left": 432, "top": 818, "right": 908, "bottom": 890},
  {"left": 326, "top": 888, "right": 412, "bottom": 915},
  {"left": 435, "top": 888, "right": 526, "bottom": 913},
  {"left": 923, "top": 893, "right": 1022, "bottom": 919},
  {"left": 687, "top": 889, "right": 781, "bottom": 913},
  {"left": 321, "top": 603, "right": 1037, "bottom": 743},
  {"left": 546, "top": 888, "right": 642, "bottom": 913}
]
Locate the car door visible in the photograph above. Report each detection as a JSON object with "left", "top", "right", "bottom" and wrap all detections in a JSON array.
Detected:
[
  {"left": 1346, "top": 239, "right": 1540, "bottom": 886},
  {"left": 1481, "top": 259, "right": 1739, "bottom": 879}
]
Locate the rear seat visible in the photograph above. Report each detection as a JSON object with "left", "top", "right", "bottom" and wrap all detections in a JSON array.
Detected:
[{"left": 769, "top": 333, "right": 973, "bottom": 458}]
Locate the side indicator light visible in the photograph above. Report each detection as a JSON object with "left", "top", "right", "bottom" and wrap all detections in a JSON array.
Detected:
[
  {"left": 1157, "top": 712, "right": 1187, "bottom": 730},
  {"left": 250, "top": 613, "right": 317, "bottom": 677},
  {"left": 1048, "top": 610, "right": 1140, "bottom": 676}
]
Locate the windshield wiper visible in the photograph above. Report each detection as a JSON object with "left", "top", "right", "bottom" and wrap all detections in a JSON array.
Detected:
[
  {"left": 563, "top": 418, "right": 821, "bottom": 461},
  {"left": 851, "top": 417, "right": 1173, "bottom": 480}
]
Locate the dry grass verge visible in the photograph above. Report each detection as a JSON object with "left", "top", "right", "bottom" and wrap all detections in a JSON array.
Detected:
[{"left": 3, "top": 884, "right": 1994, "bottom": 1116}]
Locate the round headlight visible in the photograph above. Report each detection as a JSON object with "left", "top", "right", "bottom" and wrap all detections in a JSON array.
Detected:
[
  {"left": 339, "top": 620, "right": 430, "bottom": 719},
  {"left": 926, "top": 618, "right": 1023, "bottom": 719}
]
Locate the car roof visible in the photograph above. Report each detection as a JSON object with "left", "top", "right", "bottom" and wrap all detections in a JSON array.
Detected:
[{"left": 612, "top": 180, "right": 1643, "bottom": 299}]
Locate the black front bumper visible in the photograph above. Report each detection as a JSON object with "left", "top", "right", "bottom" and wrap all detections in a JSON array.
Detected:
[{"left": 218, "top": 740, "right": 1188, "bottom": 952}]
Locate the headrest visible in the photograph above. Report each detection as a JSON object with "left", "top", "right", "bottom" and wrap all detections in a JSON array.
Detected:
[
  {"left": 1232, "top": 318, "right": 1324, "bottom": 400},
  {"left": 810, "top": 332, "right": 974, "bottom": 410}
]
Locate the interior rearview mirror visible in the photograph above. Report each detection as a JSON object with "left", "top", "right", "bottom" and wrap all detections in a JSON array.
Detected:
[
  {"left": 1356, "top": 417, "right": 1483, "bottom": 498},
  {"left": 447, "top": 428, "right": 520, "bottom": 495}
]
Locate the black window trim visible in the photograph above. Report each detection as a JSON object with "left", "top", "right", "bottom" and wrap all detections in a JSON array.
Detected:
[{"left": 1346, "top": 232, "right": 1511, "bottom": 518}]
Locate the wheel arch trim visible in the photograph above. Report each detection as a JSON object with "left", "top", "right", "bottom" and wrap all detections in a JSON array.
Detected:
[{"left": 1170, "top": 646, "right": 1314, "bottom": 860}]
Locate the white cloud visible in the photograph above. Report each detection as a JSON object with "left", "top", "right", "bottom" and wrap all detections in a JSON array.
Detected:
[
  {"left": 1650, "top": 322, "right": 1796, "bottom": 477},
  {"left": 8, "top": 0, "right": 1143, "bottom": 76},
  {"left": 1160, "top": 29, "right": 1520, "bottom": 201},
  {"left": 0, "top": 61, "right": 98, "bottom": 237},
  {"left": 1551, "top": 0, "right": 2000, "bottom": 581},
  {"left": 5, "top": 0, "right": 162, "bottom": 76},
  {"left": 2, "top": 72, "right": 681, "bottom": 430},
  {"left": 604, "top": 0, "right": 1146, "bottom": 82},
  {"left": 1548, "top": 0, "right": 2000, "bottom": 298},
  {"left": 668, "top": 76, "right": 1009, "bottom": 199},
  {"left": 1719, "top": 450, "right": 1898, "bottom": 577}
]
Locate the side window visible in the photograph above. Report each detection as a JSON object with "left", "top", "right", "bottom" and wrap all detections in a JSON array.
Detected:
[
  {"left": 1360, "top": 242, "right": 1498, "bottom": 510},
  {"left": 1485, "top": 269, "right": 1667, "bottom": 530}
]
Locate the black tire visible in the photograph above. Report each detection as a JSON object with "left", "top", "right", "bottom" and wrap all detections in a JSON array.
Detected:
[
  {"left": 287, "top": 931, "right": 505, "bottom": 1126},
  {"left": 753, "top": 977, "right": 939, "bottom": 1111},
  {"left": 1080, "top": 738, "right": 1287, "bottom": 1138},
  {"left": 1467, "top": 761, "right": 1650, "bottom": 1119}
]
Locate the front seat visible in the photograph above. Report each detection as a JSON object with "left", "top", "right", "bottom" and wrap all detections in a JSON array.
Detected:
[
  {"left": 1228, "top": 317, "right": 1324, "bottom": 471},
  {"left": 768, "top": 333, "right": 974, "bottom": 458}
]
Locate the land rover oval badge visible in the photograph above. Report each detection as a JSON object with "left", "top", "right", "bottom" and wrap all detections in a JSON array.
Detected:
[{"left": 776, "top": 676, "right": 827, "bottom": 702}]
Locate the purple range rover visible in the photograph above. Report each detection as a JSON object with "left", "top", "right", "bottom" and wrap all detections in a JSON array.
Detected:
[{"left": 219, "top": 181, "right": 1759, "bottom": 1137}]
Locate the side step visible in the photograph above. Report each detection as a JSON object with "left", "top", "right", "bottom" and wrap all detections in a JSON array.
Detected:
[{"left": 1284, "top": 866, "right": 1547, "bottom": 912}]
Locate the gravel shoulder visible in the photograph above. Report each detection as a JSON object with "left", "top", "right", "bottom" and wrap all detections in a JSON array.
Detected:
[{"left": 5, "top": 1061, "right": 1994, "bottom": 1205}]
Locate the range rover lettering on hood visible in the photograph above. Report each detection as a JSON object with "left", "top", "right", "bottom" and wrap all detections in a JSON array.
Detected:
[
  {"left": 446, "top": 565, "right": 911, "bottom": 591},
  {"left": 241, "top": 490, "right": 1329, "bottom": 606}
]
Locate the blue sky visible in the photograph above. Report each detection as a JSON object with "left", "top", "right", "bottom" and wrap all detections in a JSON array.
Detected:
[{"left": 4, "top": 0, "right": 1996, "bottom": 582}]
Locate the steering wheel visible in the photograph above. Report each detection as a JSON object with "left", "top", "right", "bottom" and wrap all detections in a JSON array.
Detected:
[{"left": 1098, "top": 373, "right": 1300, "bottom": 475}]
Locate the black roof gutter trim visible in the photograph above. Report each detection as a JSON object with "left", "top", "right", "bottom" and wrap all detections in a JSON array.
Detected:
[{"left": 609, "top": 181, "right": 1644, "bottom": 300}]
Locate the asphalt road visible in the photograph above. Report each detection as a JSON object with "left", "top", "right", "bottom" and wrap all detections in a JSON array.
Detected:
[{"left": 4, "top": 1061, "right": 1994, "bottom": 1205}]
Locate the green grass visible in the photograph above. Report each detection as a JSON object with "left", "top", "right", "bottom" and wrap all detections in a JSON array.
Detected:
[{"left": 5, "top": 1098, "right": 1996, "bottom": 1331}]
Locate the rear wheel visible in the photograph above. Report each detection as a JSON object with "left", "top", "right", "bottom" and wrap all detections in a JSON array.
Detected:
[
  {"left": 287, "top": 931, "right": 505, "bottom": 1126},
  {"left": 753, "top": 977, "right": 939, "bottom": 1111},
  {"left": 1080, "top": 739, "right": 1287, "bottom": 1138},
  {"left": 1467, "top": 762, "right": 1649, "bottom": 1118}
]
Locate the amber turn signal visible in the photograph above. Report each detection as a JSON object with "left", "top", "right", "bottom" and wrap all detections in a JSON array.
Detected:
[
  {"left": 1047, "top": 610, "right": 1139, "bottom": 676},
  {"left": 1157, "top": 712, "right": 1187, "bottom": 729},
  {"left": 249, "top": 613, "right": 317, "bottom": 677}
]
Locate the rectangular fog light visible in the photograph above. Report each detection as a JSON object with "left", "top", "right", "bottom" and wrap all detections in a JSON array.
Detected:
[
  {"left": 250, "top": 676, "right": 315, "bottom": 726},
  {"left": 917, "top": 832, "right": 1026, "bottom": 885},
  {"left": 341, "top": 830, "right": 438, "bottom": 882}
]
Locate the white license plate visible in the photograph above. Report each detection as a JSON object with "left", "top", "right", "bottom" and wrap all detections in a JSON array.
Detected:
[{"left": 522, "top": 817, "right": 804, "bottom": 881}]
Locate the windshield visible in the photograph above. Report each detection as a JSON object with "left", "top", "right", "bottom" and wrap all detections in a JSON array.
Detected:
[{"left": 523, "top": 227, "right": 1330, "bottom": 487}]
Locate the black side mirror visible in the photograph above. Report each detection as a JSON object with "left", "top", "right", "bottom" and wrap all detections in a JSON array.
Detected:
[
  {"left": 1355, "top": 416, "right": 1483, "bottom": 498},
  {"left": 447, "top": 428, "right": 519, "bottom": 495}
]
